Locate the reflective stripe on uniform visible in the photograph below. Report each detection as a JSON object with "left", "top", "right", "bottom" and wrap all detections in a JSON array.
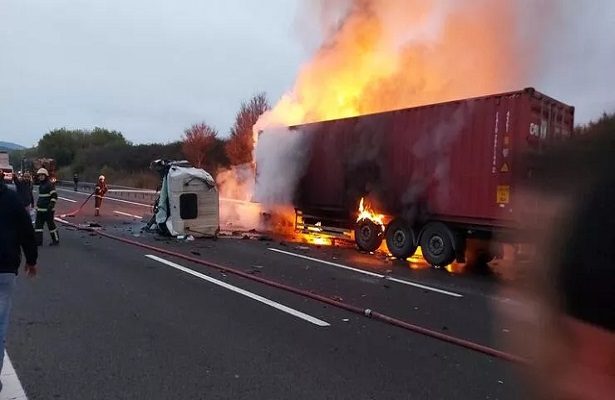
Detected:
[
  {"left": 35, "top": 229, "right": 43, "bottom": 232},
  {"left": 38, "top": 194, "right": 51, "bottom": 197},
  {"left": 37, "top": 208, "right": 47, "bottom": 212},
  {"left": 50, "top": 228, "right": 58, "bottom": 233},
  {"left": 50, "top": 198, "right": 57, "bottom": 202},
  {"left": 49, "top": 190, "right": 57, "bottom": 194}
]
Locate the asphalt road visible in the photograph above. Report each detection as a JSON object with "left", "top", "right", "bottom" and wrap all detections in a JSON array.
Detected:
[{"left": 4, "top": 185, "right": 525, "bottom": 399}]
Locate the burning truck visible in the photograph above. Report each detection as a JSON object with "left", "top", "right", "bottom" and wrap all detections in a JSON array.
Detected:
[{"left": 271, "top": 88, "right": 575, "bottom": 267}]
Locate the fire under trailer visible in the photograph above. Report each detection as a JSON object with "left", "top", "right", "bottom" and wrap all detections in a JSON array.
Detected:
[{"left": 291, "top": 88, "right": 575, "bottom": 266}]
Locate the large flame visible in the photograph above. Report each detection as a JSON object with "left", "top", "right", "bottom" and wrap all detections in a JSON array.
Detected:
[
  {"left": 254, "top": 0, "right": 550, "bottom": 132},
  {"left": 356, "top": 197, "right": 385, "bottom": 229}
]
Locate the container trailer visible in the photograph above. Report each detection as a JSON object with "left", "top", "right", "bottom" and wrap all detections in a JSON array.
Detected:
[{"left": 291, "top": 87, "right": 575, "bottom": 266}]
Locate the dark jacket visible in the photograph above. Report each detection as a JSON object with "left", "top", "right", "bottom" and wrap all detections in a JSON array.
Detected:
[
  {"left": 12, "top": 176, "right": 34, "bottom": 208},
  {"left": 0, "top": 183, "right": 38, "bottom": 273},
  {"left": 36, "top": 179, "right": 57, "bottom": 212}
]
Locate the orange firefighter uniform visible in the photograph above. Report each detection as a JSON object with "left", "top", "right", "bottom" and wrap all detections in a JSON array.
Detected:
[{"left": 94, "top": 175, "right": 108, "bottom": 216}]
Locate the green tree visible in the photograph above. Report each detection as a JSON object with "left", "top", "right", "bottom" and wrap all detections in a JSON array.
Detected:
[
  {"left": 575, "top": 112, "right": 615, "bottom": 136},
  {"left": 37, "top": 128, "right": 86, "bottom": 167},
  {"left": 87, "top": 127, "right": 130, "bottom": 147},
  {"left": 225, "top": 92, "right": 270, "bottom": 165}
]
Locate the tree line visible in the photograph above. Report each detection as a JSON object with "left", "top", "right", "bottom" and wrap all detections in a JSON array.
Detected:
[
  {"left": 9, "top": 92, "right": 270, "bottom": 188},
  {"left": 8, "top": 93, "right": 613, "bottom": 189}
]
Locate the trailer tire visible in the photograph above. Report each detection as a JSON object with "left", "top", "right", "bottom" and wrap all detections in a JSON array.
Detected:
[
  {"left": 385, "top": 219, "right": 417, "bottom": 259},
  {"left": 419, "top": 222, "right": 456, "bottom": 267},
  {"left": 355, "top": 220, "right": 384, "bottom": 252}
]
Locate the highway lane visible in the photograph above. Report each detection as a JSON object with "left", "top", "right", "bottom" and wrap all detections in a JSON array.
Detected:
[
  {"left": 53, "top": 187, "right": 519, "bottom": 343},
  {"left": 7, "top": 225, "right": 522, "bottom": 399}
]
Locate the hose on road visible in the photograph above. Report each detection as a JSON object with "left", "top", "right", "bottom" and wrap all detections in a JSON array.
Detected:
[
  {"left": 59, "top": 191, "right": 95, "bottom": 218},
  {"left": 55, "top": 218, "right": 525, "bottom": 364}
]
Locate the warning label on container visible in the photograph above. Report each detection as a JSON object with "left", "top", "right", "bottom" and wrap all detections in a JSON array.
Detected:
[
  {"left": 500, "top": 162, "right": 509, "bottom": 173},
  {"left": 497, "top": 185, "right": 510, "bottom": 204}
]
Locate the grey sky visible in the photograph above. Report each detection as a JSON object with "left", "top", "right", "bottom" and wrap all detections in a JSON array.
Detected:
[{"left": 1, "top": 0, "right": 614, "bottom": 147}]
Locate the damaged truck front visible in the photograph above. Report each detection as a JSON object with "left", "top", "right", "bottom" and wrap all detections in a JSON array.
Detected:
[{"left": 290, "top": 88, "right": 575, "bottom": 267}]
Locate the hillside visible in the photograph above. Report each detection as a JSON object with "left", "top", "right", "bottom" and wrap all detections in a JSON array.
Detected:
[{"left": 0, "top": 141, "right": 25, "bottom": 151}]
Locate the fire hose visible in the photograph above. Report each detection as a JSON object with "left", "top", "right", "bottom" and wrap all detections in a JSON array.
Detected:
[
  {"left": 59, "top": 191, "right": 95, "bottom": 218},
  {"left": 55, "top": 217, "right": 525, "bottom": 364}
]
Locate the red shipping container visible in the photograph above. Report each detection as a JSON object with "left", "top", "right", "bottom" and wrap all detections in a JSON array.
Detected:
[{"left": 293, "top": 88, "right": 574, "bottom": 254}]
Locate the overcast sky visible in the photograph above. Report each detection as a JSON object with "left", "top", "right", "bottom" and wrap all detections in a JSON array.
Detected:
[{"left": 1, "top": 0, "right": 614, "bottom": 147}]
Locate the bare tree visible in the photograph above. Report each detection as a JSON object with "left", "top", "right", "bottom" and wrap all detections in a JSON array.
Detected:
[
  {"left": 226, "top": 92, "right": 270, "bottom": 165},
  {"left": 182, "top": 123, "right": 218, "bottom": 168}
]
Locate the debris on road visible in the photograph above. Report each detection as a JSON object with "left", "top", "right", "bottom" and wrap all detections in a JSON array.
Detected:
[{"left": 191, "top": 250, "right": 202, "bottom": 256}]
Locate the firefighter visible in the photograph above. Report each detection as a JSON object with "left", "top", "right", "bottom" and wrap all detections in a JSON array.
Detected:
[
  {"left": 94, "top": 175, "right": 108, "bottom": 216},
  {"left": 73, "top": 172, "right": 79, "bottom": 191},
  {"left": 34, "top": 168, "right": 59, "bottom": 246}
]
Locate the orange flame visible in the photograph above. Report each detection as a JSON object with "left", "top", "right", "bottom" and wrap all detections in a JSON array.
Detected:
[
  {"left": 254, "top": 0, "right": 547, "bottom": 132},
  {"left": 356, "top": 197, "right": 385, "bottom": 230}
]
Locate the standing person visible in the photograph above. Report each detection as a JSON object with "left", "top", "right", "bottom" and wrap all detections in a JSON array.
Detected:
[
  {"left": 94, "top": 175, "right": 108, "bottom": 217},
  {"left": 34, "top": 168, "right": 59, "bottom": 246},
  {"left": 0, "top": 178, "right": 37, "bottom": 392},
  {"left": 73, "top": 172, "right": 79, "bottom": 192},
  {"left": 12, "top": 173, "right": 34, "bottom": 211}
]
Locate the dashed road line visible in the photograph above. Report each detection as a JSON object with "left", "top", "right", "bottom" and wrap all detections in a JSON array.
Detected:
[
  {"left": 145, "top": 255, "right": 331, "bottom": 327},
  {"left": 268, "top": 248, "right": 463, "bottom": 298},
  {"left": 113, "top": 210, "right": 143, "bottom": 219}
]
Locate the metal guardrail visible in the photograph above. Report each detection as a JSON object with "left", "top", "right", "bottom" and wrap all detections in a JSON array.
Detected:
[
  {"left": 56, "top": 180, "right": 155, "bottom": 191},
  {"left": 56, "top": 180, "right": 158, "bottom": 204}
]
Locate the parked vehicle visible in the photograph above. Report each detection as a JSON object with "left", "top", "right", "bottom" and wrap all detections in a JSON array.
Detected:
[{"left": 290, "top": 88, "right": 575, "bottom": 266}]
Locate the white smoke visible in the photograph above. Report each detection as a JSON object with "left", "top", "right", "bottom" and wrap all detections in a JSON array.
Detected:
[
  {"left": 216, "top": 165, "right": 261, "bottom": 231},
  {"left": 253, "top": 126, "right": 312, "bottom": 206}
]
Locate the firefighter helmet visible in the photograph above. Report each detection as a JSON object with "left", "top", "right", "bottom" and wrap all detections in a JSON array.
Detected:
[
  {"left": 99, "top": 175, "right": 105, "bottom": 181},
  {"left": 37, "top": 168, "right": 49, "bottom": 177}
]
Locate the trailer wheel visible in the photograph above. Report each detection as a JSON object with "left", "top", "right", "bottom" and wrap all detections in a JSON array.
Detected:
[
  {"left": 385, "top": 219, "right": 417, "bottom": 259},
  {"left": 419, "top": 222, "right": 456, "bottom": 267},
  {"left": 355, "top": 220, "right": 384, "bottom": 252}
]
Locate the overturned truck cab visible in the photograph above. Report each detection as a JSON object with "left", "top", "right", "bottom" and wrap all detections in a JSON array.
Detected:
[
  {"left": 150, "top": 160, "right": 220, "bottom": 238},
  {"left": 291, "top": 88, "right": 575, "bottom": 267}
]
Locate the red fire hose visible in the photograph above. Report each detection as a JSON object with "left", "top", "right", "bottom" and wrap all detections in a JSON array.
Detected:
[
  {"left": 60, "top": 191, "right": 95, "bottom": 218},
  {"left": 55, "top": 217, "right": 525, "bottom": 364}
]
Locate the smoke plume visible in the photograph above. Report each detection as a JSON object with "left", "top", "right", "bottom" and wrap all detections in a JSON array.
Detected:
[{"left": 218, "top": 0, "right": 563, "bottom": 227}]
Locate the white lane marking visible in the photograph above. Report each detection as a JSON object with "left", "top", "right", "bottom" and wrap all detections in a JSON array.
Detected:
[
  {"left": 108, "top": 189, "right": 156, "bottom": 194},
  {"left": 113, "top": 210, "right": 143, "bottom": 219},
  {"left": 56, "top": 188, "right": 151, "bottom": 208},
  {"left": 384, "top": 277, "right": 462, "bottom": 297},
  {"left": 268, "top": 248, "right": 463, "bottom": 298},
  {"left": 269, "top": 248, "right": 383, "bottom": 278},
  {"left": 1, "top": 351, "right": 28, "bottom": 399},
  {"left": 145, "top": 255, "right": 330, "bottom": 327},
  {"left": 58, "top": 196, "right": 77, "bottom": 203}
]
